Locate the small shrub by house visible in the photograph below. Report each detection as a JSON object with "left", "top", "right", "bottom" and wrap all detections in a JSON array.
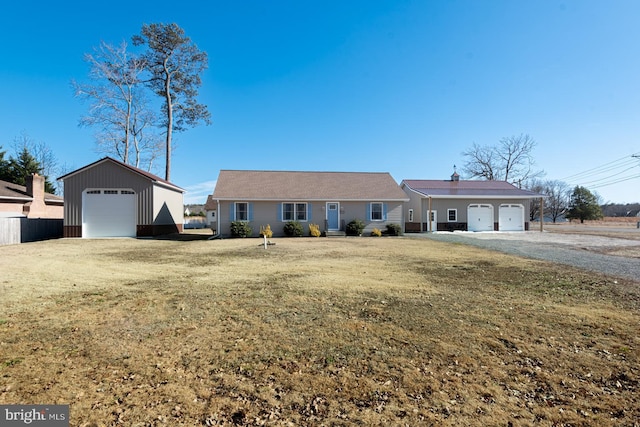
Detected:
[
  {"left": 231, "top": 221, "right": 252, "bottom": 238},
  {"left": 346, "top": 219, "right": 365, "bottom": 236},
  {"left": 283, "top": 221, "right": 304, "bottom": 237}
]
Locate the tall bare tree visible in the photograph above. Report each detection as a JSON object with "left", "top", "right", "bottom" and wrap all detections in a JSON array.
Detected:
[
  {"left": 462, "top": 134, "right": 544, "bottom": 184},
  {"left": 543, "top": 179, "right": 570, "bottom": 223},
  {"left": 133, "top": 23, "right": 211, "bottom": 181},
  {"left": 72, "top": 41, "right": 161, "bottom": 169},
  {"left": 527, "top": 179, "right": 570, "bottom": 223}
]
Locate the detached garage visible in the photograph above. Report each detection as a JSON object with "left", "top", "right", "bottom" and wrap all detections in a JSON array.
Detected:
[{"left": 59, "top": 157, "right": 185, "bottom": 238}]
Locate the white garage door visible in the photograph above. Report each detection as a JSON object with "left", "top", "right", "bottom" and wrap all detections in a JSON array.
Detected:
[
  {"left": 83, "top": 189, "right": 136, "bottom": 238},
  {"left": 467, "top": 204, "right": 494, "bottom": 232},
  {"left": 499, "top": 204, "right": 524, "bottom": 231}
]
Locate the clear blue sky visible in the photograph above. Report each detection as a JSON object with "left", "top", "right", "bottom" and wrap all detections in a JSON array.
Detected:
[{"left": 2, "top": 0, "right": 639, "bottom": 204}]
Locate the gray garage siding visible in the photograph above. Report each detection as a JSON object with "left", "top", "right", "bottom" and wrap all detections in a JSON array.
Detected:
[
  {"left": 424, "top": 198, "right": 531, "bottom": 230},
  {"left": 218, "top": 200, "right": 404, "bottom": 237},
  {"left": 62, "top": 161, "right": 154, "bottom": 229}
]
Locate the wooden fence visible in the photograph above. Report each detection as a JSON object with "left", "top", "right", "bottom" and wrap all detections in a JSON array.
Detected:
[{"left": 0, "top": 217, "right": 63, "bottom": 245}]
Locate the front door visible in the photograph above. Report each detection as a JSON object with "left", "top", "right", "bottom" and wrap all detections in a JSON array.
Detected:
[
  {"left": 327, "top": 203, "right": 339, "bottom": 230},
  {"left": 428, "top": 210, "right": 437, "bottom": 232}
]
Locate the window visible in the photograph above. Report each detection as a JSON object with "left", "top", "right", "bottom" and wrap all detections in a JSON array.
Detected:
[
  {"left": 296, "top": 203, "right": 307, "bottom": 221},
  {"left": 282, "top": 202, "right": 307, "bottom": 221},
  {"left": 235, "top": 202, "right": 248, "bottom": 221},
  {"left": 448, "top": 209, "right": 457, "bottom": 222},
  {"left": 370, "top": 202, "right": 383, "bottom": 221},
  {"left": 121, "top": 190, "right": 135, "bottom": 195},
  {"left": 87, "top": 190, "right": 101, "bottom": 194},
  {"left": 408, "top": 209, "right": 414, "bottom": 222}
]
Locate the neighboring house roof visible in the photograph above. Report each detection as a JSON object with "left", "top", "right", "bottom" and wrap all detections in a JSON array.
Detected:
[
  {"left": 209, "top": 170, "right": 410, "bottom": 202},
  {"left": 0, "top": 179, "right": 63, "bottom": 203},
  {"left": 402, "top": 179, "right": 542, "bottom": 199},
  {"left": 58, "top": 157, "right": 184, "bottom": 192}
]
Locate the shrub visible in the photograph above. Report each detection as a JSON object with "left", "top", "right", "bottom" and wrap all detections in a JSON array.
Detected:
[
  {"left": 385, "top": 223, "right": 402, "bottom": 236},
  {"left": 283, "top": 221, "right": 304, "bottom": 237},
  {"left": 259, "top": 224, "right": 273, "bottom": 238},
  {"left": 309, "top": 223, "right": 321, "bottom": 237},
  {"left": 371, "top": 227, "right": 382, "bottom": 237},
  {"left": 230, "top": 221, "right": 252, "bottom": 238},
  {"left": 346, "top": 219, "right": 365, "bottom": 236}
]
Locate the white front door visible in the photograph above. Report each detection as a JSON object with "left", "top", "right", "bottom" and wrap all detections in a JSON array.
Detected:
[
  {"left": 428, "top": 210, "right": 437, "bottom": 232},
  {"left": 327, "top": 203, "right": 339, "bottom": 230}
]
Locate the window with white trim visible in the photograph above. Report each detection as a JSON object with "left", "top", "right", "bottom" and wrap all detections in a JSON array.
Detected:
[
  {"left": 448, "top": 209, "right": 457, "bottom": 222},
  {"left": 282, "top": 202, "right": 307, "bottom": 221},
  {"left": 235, "top": 202, "right": 249, "bottom": 221},
  {"left": 371, "top": 202, "right": 383, "bottom": 221}
]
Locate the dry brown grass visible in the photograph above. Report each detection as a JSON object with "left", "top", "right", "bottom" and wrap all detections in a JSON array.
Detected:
[{"left": 1, "top": 237, "right": 638, "bottom": 426}]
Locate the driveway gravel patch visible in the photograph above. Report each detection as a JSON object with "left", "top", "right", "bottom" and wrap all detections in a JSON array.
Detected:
[{"left": 415, "top": 231, "right": 640, "bottom": 283}]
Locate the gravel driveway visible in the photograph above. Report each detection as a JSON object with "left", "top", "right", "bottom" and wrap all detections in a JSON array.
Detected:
[{"left": 415, "top": 231, "right": 640, "bottom": 282}]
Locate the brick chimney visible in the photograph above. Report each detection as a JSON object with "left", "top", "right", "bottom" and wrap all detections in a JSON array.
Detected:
[{"left": 23, "top": 173, "right": 46, "bottom": 217}]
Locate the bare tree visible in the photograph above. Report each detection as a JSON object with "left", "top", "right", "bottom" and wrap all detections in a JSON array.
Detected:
[
  {"left": 526, "top": 179, "right": 545, "bottom": 221},
  {"left": 11, "top": 132, "right": 59, "bottom": 193},
  {"left": 462, "top": 134, "right": 544, "bottom": 184},
  {"left": 72, "top": 41, "right": 161, "bottom": 169},
  {"left": 461, "top": 143, "right": 500, "bottom": 181},
  {"left": 543, "top": 180, "right": 571, "bottom": 223},
  {"left": 133, "top": 23, "right": 211, "bottom": 181}
]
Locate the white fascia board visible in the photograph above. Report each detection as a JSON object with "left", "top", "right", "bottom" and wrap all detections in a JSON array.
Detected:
[
  {"left": 214, "top": 197, "right": 410, "bottom": 202},
  {"left": 154, "top": 181, "right": 186, "bottom": 193},
  {"left": 414, "top": 194, "right": 542, "bottom": 200}
]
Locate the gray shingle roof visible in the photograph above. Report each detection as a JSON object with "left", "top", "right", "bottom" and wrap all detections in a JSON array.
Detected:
[
  {"left": 0, "top": 179, "right": 63, "bottom": 202},
  {"left": 210, "top": 170, "right": 409, "bottom": 201},
  {"left": 402, "top": 179, "right": 542, "bottom": 198}
]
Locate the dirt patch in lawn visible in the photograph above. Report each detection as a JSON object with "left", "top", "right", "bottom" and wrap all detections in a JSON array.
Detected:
[{"left": 1, "top": 237, "right": 638, "bottom": 426}]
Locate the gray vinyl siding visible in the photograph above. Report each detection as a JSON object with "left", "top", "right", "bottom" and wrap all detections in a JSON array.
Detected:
[
  {"left": 402, "top": 187, "right": 426, "bottom": 225},
  {"left": 218, "top": 200, "right": 404, "bottom": 237}
]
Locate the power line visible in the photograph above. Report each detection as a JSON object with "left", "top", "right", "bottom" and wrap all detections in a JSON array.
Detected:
[
  {"left": 560, "top": 152, "right": 640, "bottom": 181},
  {"left": 560, "top": 151, "right": 640, "bottom": 189},
  {"left": 588, "top": 172, "right": 640, "bottom": 189},
  {"left": 576, "top": 165, "right": 638, "bottom": 186}
]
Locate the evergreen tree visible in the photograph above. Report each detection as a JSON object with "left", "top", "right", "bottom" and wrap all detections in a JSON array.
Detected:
[
  {"left": 566, "top": 186, "right": 603, "bottom": 223},
  {"left": 0, "top": 145, "right": 10, "bottom": 181},
  {"left": 6, "top": 147, "right": 56, "bottom": 193}
]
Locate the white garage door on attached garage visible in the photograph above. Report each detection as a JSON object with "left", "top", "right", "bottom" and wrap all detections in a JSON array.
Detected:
[
  {"left": 82, "top": 189, "right": 136, "bottom": 238},
  {"left": 467, "top": 204, "right": 494, "bottom": 232},
  {"left": 499, "top": 204, "right": 524, "bottom": 231}
]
